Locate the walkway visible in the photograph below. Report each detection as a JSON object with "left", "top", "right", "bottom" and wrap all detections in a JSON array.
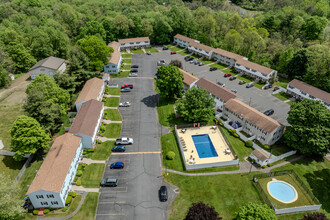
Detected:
[
  {"left": 97, "top": 136, "right": 116, "bottom": 142},
  {"left": 81, "top": 158, "right": 106, "bottom": 165},
  {"left": 102, "top": 119, "right": 122, "bottom": 124},
  {"left": 104, "top": 94, "right": 120, "bottom": 98},
  {"left": 104, "top": 106, "right": 117, "bottom": 109},
  {"left": 163, "top": 155, "right": 304, "bottom": 176},
  {"left": 71, "top": 185, "right": 99, "bottom": 192}
]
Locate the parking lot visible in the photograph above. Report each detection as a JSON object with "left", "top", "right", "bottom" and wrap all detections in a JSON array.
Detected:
[
  {"left": 96, "top": 54, "right": 176, "bottom": 220},
  {"left": 152, "top": 48, "right": 290, "bottom": 126}
]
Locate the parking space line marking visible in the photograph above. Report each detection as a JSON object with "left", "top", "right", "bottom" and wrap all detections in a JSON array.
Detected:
[
  {"left": 99, "top": 201, "right": 126, "bottom": 204},
  {"left": 112, "top": 151, "right": 161, "bottom": 155},
  {"left": 96, "top": 213, "right": 125, "bottom": 216}
]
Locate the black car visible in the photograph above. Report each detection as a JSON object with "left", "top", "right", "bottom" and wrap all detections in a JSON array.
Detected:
[
  {"left": 130, "top": 69, "right": 138, "bottom": 73},
  {"left": 131, "top": 64, "right": 139, "bottom": 68},
  {"left": 209, "top": 67, "right": 218, "bottom": 71},
  {"left": 246, "top": 83, "right": 254, "bottom": 88},
  {"left": 264, "top": 84, "right": 272, "bottom": 90},
  {"left": 264, "top": 109, "right": 274, "bottom": 116},
  {"left": 273, "top": 87, "right": 280, "bottom": 92},
  {"left": 159, "top": 186, "right": 168, "bottom": 202},
  {"left": 186, "top": 57, "right": 194, "bottom": 61},
  {"left": 100, "top": 178, "right": 118, "bottom": 187},
  {"left": 229, "top": 76, "right": 236, "bottom": 81},
  {"left": 163, "top": 47, "right": 168, "bottom": 50}
]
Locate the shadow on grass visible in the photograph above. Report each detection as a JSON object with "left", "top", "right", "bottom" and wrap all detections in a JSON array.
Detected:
[
  {"left": 2, "top": 156, "right": 26, "bottom": 171},
  {"left": 141, "top": 94, "right": 160, "bottom": 108}
]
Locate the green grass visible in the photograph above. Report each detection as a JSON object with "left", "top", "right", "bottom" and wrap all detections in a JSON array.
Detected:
[
  {"left": 0, "top": 156, "right": 25, "bottom": 181},
  {"left": 253, "top": 82, "right": 266, "bottom": 89},
  {"left": 209, "top": 63, "right": 227, "bottom": 70},
  {"left": 122, "top": 53, "right": 132, "bottom": 58},
  {"left": 157, "top": 99, "right": 185, "bottom": 127},
  {"left": 189, "top": 54, "right": 200, "bottom": 59},
  {"left": 178, "top": 50, "right": 191, "bottom": 56},
  {"left": 223, "top": 68, "right": 237, "bottom": 74},
  {"left": 131, "top": 48, "right": 144, "bottom": 54},
  {"left": 267, "top": 141, "right": 293, "bottom": 156},
  {"left": 197, "top": 59, "right": 214, "bottom": 65},
  {"left": 220, "top": 126, "right": 253, "bottom": 161},
  {"left": 104, "top": 123, "right": 122, "bottom": 138},
  {"left": 104, "top": 97, "right": 120, "bottom": 107},
  {"left": 273, "top": 91, "right": 291, "bottom": 101},
  {"left": 106, "top": 88, "right": 121, "bottom": 95},
  {"left": 273, "top": 76, "right": 290, "bottom": 88},
  {"left": 81, "top": 164, "right": 105, "bottom": 188},
  {"left": 287, "top": 101, "right": 295, "bottom": 106},
  {"left": 44, "top": 195, "right": 82, "bottom": 217},
  {"left": 110, "top": 71, "right": 130, "bottom": 78},
  {"left": 165, "top": 44, "right": 174, "bottom": 48},
  {"left": 104, "top": 109, "right": 122, "bottom": 121},
  {"left": 122, "top": 64, "right": 131, "bottom": 70},
  {"left": 122, "top": 59, "right": 132, "bottom": 64},
  {"left": 146, "top": 47, "right": 159, "bottom": 53},
  {"left": 169, "top": 46, "right": 184, "bottom": 52},
  {"left": 90, "top": 141, "right": 114, "bottom": 160},
  {"left": 68, "top": 192, "right": 99, "bottom": 220},
  {"left": 236, "top": 75, "right": 253, "bottom": 83},
  {"left": 166, "top": 172, "right": 262, "bottom": 220}
]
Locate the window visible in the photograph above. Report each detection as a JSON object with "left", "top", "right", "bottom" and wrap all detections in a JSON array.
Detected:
[
  {"left": 300, "top": 90, "right": 307, "bottom": 95},
  {"left": 41, "top": 202, "right": 48, "bottom": 206},
  {"left": 112, "top": 65, "right": 115, "bottom": 68},
  {"left": 145, "top": 41, "right": 149, "bottom": 43},
  {"left": 288, "top": 85, "right": 294, "bottom": 89},
  {"left": 309, "top": 94, "right": 315, "bottom": 99},
  {"left": 36, "top": 195, "right": 44, "bottom": 199},
  {"left": 51, "top": 201, "right": 58, "bottom": 205},
  {"left": 106, "top": 65, "right": 109, "bottom": 68},
  {"left": 246, "top": 68, "right": 250, "bottom": 70},
  {"left": 47, "top": 194, "right": 54, "bottom": 198},
  {"left": 130, "top": 42, "right": 134, "bottom": 45},
  {"left": 136, "top": 42, "right": 140, "bottom": 44}
]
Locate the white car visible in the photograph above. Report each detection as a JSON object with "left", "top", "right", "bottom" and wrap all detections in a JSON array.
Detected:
[
  {"left": 119, "top": 101, "right": 130, "bottom": 107},
  {"left": 129, "top": 73, "right": 138, "bottom": 77}
]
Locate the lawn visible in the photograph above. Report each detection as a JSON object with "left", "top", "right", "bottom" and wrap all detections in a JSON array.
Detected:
[
  {"left": 209, "top": 63, "right": 227, "bottom": 70},
  {"left": 165, "top": 44, "right": 174, "bottom": 48},
  {"left": 273, "top": 76, "right": 290, "bottom": 88},
  {"left": 253, "top": 82, "right": 266, "bottom": 89},
  {"left": 104, "top": 97, "right": 120, "bottom": 107},
  {"left": 236, "top": 75, "right": 253, "bottom": 83},
  {"left": 219, "top": 126, "right": 253, "bottom": 161},
  {"left": 223, "top": 68, "right": 237, "bottom": 74},
  {"left": 146, "top": 47, "right": 159, "bottom": 53},
  {"left": 273, "top": 91, "right": 291, "bottom": 101},
  {"left": 122, "top": 53, "right": 132, "bottom": 58},
  {"left": 104, "top": 109, "right": 122, "bottom": 121},
  {"left": 90, "top": 141, "right": 114, "bottom": 160},
  {"left": 178, "top": 50, "right": 191, "bottom": 56},
  {"left": 169, "top": 46, "right": 184, "bottom": 52},
  {"left": 161, "top": 132, "right": 239, "bottom": 173},
  {"left": 122, "top": 64, "right": 131, "bottom": 70},
  {"left": 81, "top": 164, "right": 105, "bottom": 188},
  {"left": 110, "top": 71, "right": 130, "bottom": 78},
  {"left": 189, "top": 54, "right": 200, "bottom": 59},
  {"left": 131, "top": 48, "right": 144, "bottom": 54},
  {"left": 197, "top": 59, "right": 214, "bottom": 65},
  {"left": 165, "top": 172, "right": 263, "bottom": 220},
  {"left": 68, "top": 192, "right": 99, "bottom": 220},
  {"left": 267, "top": 141, "right": 293, "bottom": 156},
  {"left": 0, "top": 155, "right": 25, "bottom": 181},
  {"left": 104, "top": 123, "right": 122, "bottom": 138},
  {"left": 105, "top": 88, "right": 121, "bottom": 96},
  {"left": 122, "top": 58, "right": 132, "bottom": 64},
  {"left": 157, "top": 98, "right": 185, "bottom": 127}
]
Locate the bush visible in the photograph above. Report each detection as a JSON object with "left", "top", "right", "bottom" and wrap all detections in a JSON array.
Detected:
[
  {"left": 262, "top": 165, "right": 266, "bottom": 169},
  {"left": 77, "top": 164, "right": 83, "bottom": 170},
  {"left": 219, "top": 122, "right": 224, "bottom": 127},
  {"left": 221, "top": 117, "right": 227, "bottom": 121},
  {"left": 44, "top": 209, "right": 50, "bottom": 214},
  {"left": 102, "top": 97, "right": 106, "bottom": 102},
  {"left": 82, "top": 163, "right": 87, "bottom": 168},
  {"left": 76, "top": 180, "right": 81, "bottom": 186},
  {"left": 87, "top": 148, "right": 94, "bottom": 152},
  {"left": 263, "top": 144, "right": 271, "bottom": 150},
  {"left": 257, "top": 164, "right": 261, "bottom": 167},
  {"left": 233, "top": 133, "right": 239, "bottom": 138},
  {"left": 100, "top": 124, "right": 105, "bottom": 132},
  {"left": 65, "top": 196, "right": 72, "bottom": 205},
  {"left": 71, "top": 192, "right": 77, "bottom": 198},
  {"left": 166, "top": 151, "right": 175, "bottom": 160},
  {"left": 73, "top": 176, "right": 78, "bottom": 182},
  {"left": 82, "top": 151, "right": 87, "bottom": 155},
  {"left": 33, "top": 210, "right": 39, "bottom": 215},
  {"left": 237, "top": 203, "right": 276, "bottom": 220},
  {"left": 62, "top": 207, "right": 68, "bottom": 212},
  {"left": 76, "top": 170, "right": 83, "bottom": 177},
  {"left": 245, "top": 140, "right": 253, "bottom": 148}
]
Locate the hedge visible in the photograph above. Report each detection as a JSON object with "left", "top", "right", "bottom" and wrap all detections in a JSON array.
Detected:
[
  {"left": 65, "top": 196, "right": 72, "bottom": 205},
  {"left": 68, "top": 192, "right": 77, "bottom": 198},
  {"left": 33, "top": 210, "right": 39, "bottom": 215},
  {"left": 76, "top": 180, "right": 81, "bottom": 186},
  {"left": 166, "top": 151, "right": 175, "bottom": 160},
  {"left": 87, "top": 148, "right": 94, "bottom": 152},
  {"left": 44, "top": 209, "right": 50, "bottom": 214},
  {"left": 82, "top": 163, "right": 87, "bottom": 168},
  {"left": 73, "top": 176, "right": 78, "bottom": 182},
  {"left": 77, "top": 164, "right": 82, "bottom": 170},
  {"left": 245, "top": 140, "right": 253, "bottom": 148},
  {"left": 76, "top": 170, "right": 83, "bottom": 177},
  {"left": 263, "top": 144, "right": 271, "bottom": 150},
  {"left": 233, "top": 133, "right": 239, "bottom": 138}
]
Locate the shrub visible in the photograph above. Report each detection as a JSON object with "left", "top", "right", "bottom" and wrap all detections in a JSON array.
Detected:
[
  {"left": 65, "top": 196, "right": 72, "bottom": 205},
  {"left": 221, "top": 117, "right": 227, "bottom": 121},
  {"left": 237, "top": 203, "right": 276, "bottom": 220},
  {"left": 82, "top": 163, "right": 87, "bottom": 168},
  {"left": 245, "top": 140, "right": 253, "bottom": 148},
  {"left": 228, "top": 129, "right": 233, "bottom": 134},
  {"left": 76, "top": 180, "right": 81, "bottom": 186},
  {"left": 263, "top": 145, "right": 271, "bottom": 150},
  {"left": 233, "top": 133, "right": 239, "bottom": 138},
  {"left": 44, "top": 209, "right": 50, "bottom": 214},
  {"left": 219, "top": 122, "right": 224, "bottom": 127},
  {"left": 87, "top": 148, "right": 94, "bottom": 152},
  {"left": 262, "top": 165, "right": 266, "bottom": 169},
  {"left": 77, "top": 164, "right": 83, "bottom": 170},
  {"left": 73, "top": 176, "right": 78, "bottom": 182},
  {"left": 62, "top": 207, "right": 68, "bottom": 212},
  {"left": 257, "top": 164, "right": 261, "bottom": 167},
  {"left": 82, "top": 151, "right": 87, "bottom": 155},
  {"left": 100, "top": 124, "right": 105, "bottom": 132},
  {"left": 33, "top": 210, "right": 39, "bottom": 215},
  {"left": 76, "top": 170, "right": 83, "bottom": 177},
  {"left": 71, "top": 192, "right": 77, "bottom": 198},
  {"left": 166, "top": 151, "right": 175, "bottom": 160},
  {"left": 102, "top": 97, "right": 106, "bottom": 102}
]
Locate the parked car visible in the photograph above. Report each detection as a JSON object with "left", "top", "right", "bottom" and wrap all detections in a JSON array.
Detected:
[
  {"left": 121, "top": 88, "right": 131, "bottom": 92},
  {"left": 129, "top": 73, "right": 138, "bottom": 77},
  {"left": 264, "top": 84, "right": 272, "bottom": 90},
  {"left": 246, "top": 83, "right": 254, "bottom": 88},
  {"left": 159, "top": 186, "right": 168, "bottom": 202},
  {"left": 121, "top": 84, "right": 133, "bottom": 89},
  {"left": 273, "top": 86, "right": 280, "bottom": 92},
  {"left": 209, "top": 67, "right": 217, "bottom": 71},
  {"left": 193, "top": 59, "right": 199, "bottom": 65},
  {"left": 170, "top": 51, "right": 176, "bottom": 55},
  {"left": 163, "top": 47, "right": 168, "bottom": 50},
  {"left": 131, "top": 64, "right": 139, "bottom": 68},
  {"left": 147, "top": 51, "right": 151, "bottom": 55},
  {"left": 229, "top": 76, "right": 236, "bottom": 81},
  {"left": 130, "top": 69, "right": 138, "bottom": 73},
  {"left": 189, "top": 59, "right": 195, "bottom": 64},
  {"left": 198, "top": 62, "right": 204, "bottom": 66},
  {"left": 231, "top": 89, "right": 237, "bottom": 93},
  {"left": 116, "top": 137, "right": 133, "bottom": 145},
  {"left": 224, "top": 73, "right": 232, "bottom": 77},
  {"left": 157, "top": 60, "right": 166, "bottom": 66},
  {"left": 239, "top": 80, "right": 246, "bottom": 85},
  {"left": 110, "top": 162, "right": 124, "bottom": 169},
  {"left": 112, "top": 146, "right": 126, "bottom": 152},
  {"left": 119, "top": 101, "right": 130, "bottom": 107},
  {"left": 187, "top": 57, "right": 194, "bottom": 61},
  {"left": 217, "top": 82, "right": 225, "bottom": 87},
  {"left": 100, "top": 178, "right": 118, "bottom": 187},
  {"left": 264, "top": 109, "right": 274, "bottom": 116},
  {"left": 184, "top": 56, "right": 190, "bottom": 61}
]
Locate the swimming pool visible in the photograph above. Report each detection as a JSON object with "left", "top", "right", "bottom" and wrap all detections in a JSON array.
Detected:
[
  {"left": 268, "top": 181, "right": 297, "bottom": 203},
  {"left": 192, "top": 134, "right": 218, "bottom": 158}
]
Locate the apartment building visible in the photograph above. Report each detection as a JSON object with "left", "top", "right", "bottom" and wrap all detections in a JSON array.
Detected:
[
  {"left": 104, "top": 41, "right": 122, "bottom": 74},
  {"left": 118, "top": 37, "right": 150, "bottom": 50},
  {"left": 29, "top": 56, "right": 66, "bottom": 80},
  {"left": 211, "top": 48, "right": 246, "bottom": 67},
  {"left": 234, "top": 59, "right": 277, "bottom": 82},
  {"left": 179, "top": 68, "right": 199, "bottom": 91},
  {"left": 173, "top": 34, "right": 195, "bottom": 48},
  {"left": 188, "top": 41, "right": 214, "bottom": 59}
]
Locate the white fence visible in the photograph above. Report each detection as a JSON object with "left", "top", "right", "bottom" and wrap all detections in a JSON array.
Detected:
[
  {"left": 0, "top": 150, "right": 30, "bottom": 158},
  {"left": 275, "top": 205, "right": 322, "bottom": 215},
  {"left": 269, "top": 150, "right": 297, "bottom": 164}
]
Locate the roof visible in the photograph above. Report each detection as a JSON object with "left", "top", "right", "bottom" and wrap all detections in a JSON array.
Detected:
[
  {"left": 213, "top": 48, "right": 244, "bottom": 60},
  {"left": 288, "top": 79, "right": 330, "bottom": 103},
  {"left": 29, "top": 56, "right": 66, "bottom": 71},
  {"left": 107, "top": 51, "right": 121, "bottom": 65},
  {"left": 179, "top": 68, "right": 199, "bottom": 86},
  {"left": 174, "top": 34, "right": 195, "bottom": 43},
  {"left": 69, "top": 99, "right": 104, "bottom": 137},
  {"left": 252, "top": 149, "right": 269, "bottom": 162},
  {"left": 108, "top": 41, "right": 120, "bottom": 52},
  {"left": 75, "top": 78, "right": 104, "bottom": 105},
  {"left": 189, "top": 41, "right": 214, "bottom": 53},
  {"left": 224, "top": 99, "right": 281, "bottom": 133},
  {"left": 195, "top": 78, "right": 237, "bottom": 102},
  {"left": 118, "top": 37, "right": 150, "bottom": 44},
  {"left": 236, "top": 59, "right": 274, "bottom": 75},
  {"left": 103, "top": 74, "right": 110, "bottom": 77},
  {"left": 27, "top": 134, "right": 81, "bottom": 194}
]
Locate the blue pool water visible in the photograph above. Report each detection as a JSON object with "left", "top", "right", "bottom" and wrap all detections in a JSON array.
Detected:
[
  {"left": 192, "top": 134, "right": 218, "bottom": 158},
  {"left": 269, "top": 182, "right": 296, "bottom": 202}
]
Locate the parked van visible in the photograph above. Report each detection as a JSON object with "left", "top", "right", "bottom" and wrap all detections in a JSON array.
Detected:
[{"left": 100, "top": 178, "right": 118, "bottom": 187}]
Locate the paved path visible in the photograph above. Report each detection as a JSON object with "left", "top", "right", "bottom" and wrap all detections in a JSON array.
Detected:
[
  {"left": 163, "top": 155, "right": 304, "bottom": 176},
  {"left": 104, "top": 106, "right": 117, "bottom": 109},
  {"left": 102, "top": 120, "right": 122, "bottom": 124},
  {"left": 82, "top": 158, "right": 106, "bottom": 164},
  {"left": 104, "top": 95, "right": 120, "bottom": 98},
  {"left": 71, "top": 185, "right": 100, "bottom": 192},
  {"left": 97, "top": 137, "right": 116, "bottom": 142}
]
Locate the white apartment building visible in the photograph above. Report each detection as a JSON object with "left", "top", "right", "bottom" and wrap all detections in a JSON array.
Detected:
[
  {"left": 188, "top": 41, "right": 214, "bottom": 59},
  {"left": 235, "top": 59, "right": 277, "bottom": 82},
  {"left": 118, "top": 37, "right": 150, "bottom": 50},
  {"left": 104, "top": 41, "right": 122, "bottom": 74},
  {"left": 29, "top": 56, "right": 66, "bottom": 80},
  {"left": 223, "top": 99, "right": 284, "bottom": 145},
  {"left": 173, "top": 34, "right": 195, "bottom": 48},
  {"left": 287, "top": 79, "right": 330, "bottom": 110},
  {"left": 211, "top": 48, "right": 246, "bottom": 67},
  {"left": 27, "top": 134, "right": 82, "bottom": 209}
]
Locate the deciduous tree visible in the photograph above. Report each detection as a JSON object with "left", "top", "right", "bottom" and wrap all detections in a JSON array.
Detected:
[
  {"left": 236, "top": 203, "right": 276, "bottom": 220},
  {"left": 184, "top": 202, "right": 222, "bottom": 220},
  {"left": 156, "top": 65, "right": 184, "bottom": 98},
  {"left": 169, "top": 60, "right": 182, "bottom": 68},
  {"left": 5, "top": 42, "right": 36, "bottom": 74},
  {"left": 301, "top": 212, "right": 328, "bottom": 220}
]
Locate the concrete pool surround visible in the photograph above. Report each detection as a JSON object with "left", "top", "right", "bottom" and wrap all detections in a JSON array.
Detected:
[{"left": 267, "top": 179, "right": 298, "bottom": 204}]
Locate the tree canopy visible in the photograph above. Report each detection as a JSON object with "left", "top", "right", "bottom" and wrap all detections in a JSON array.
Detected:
[
  {"left": 176, "top": 87, "right": 215, "bottom": 122},
  {"left": 284, "top": 99, "right": 330, "bottom": 156},
  {"left": 184, "top": 202, "right": 222, "bottom": 220},
  {"left": 10, "top": 115, "right": 50, "bottom": 161},
  {"left": 156, "top": 65, "right": 184, "bottom": 99},
  {"left": 236, "top": 203, "right": 276, "bottom": 220},
  {"left": 301, "top": 212, "right": 329, "bottom": 220}
]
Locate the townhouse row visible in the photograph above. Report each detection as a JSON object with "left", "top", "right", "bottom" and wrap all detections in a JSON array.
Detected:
[{"left": 27, "top": 77, "right": 106, "bottom": 209}]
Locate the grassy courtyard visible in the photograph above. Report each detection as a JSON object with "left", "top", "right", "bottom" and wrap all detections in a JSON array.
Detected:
[
  {"left": 131, "top": 48, "right": 144, "bottom": 54},
  {"left": 197, "top": 59, "right": 214, "bottom": 65},
  {"left": 68, "top": 192, "right": 99, "bottom": 220},
  {"left": 178, "top": 50, "right": 191, "bottom": 56},
  {"left": 105, "top": 88, "right": 121, "bottom": 95},
  {"left": 253, "top": 82, "right": 266, "bottom": 89},
  {"left": 81, "top": 164, "right": 105, "bottom": 188},
  {"left": 110, "top": 71, "right": 130, "bottom": 78},
  {"left": 104, "top": 109, "right": 122, "bottom": 121},
  {"left": 122, "top": 64, "right": 131, "bottom": 70},
  {"left": 273, "top": 76, "right": 290, "bottom": 88},
  {"left": 90, "top": 141, "right": 114, "bottom": 160},
  {"left": 236, "top": 75, "right": 254, "bottom": 83},
  {"left": 209, "top": 63, "right": 227, "bottom": 70},
  {"left": 0, "top": 155, "right": 25, "bottom": 181},
  {"left": 157, "top": 99, "right": 185, "bottom": 127},
  {"left": 122, "top": 58, "right": 132, "bottom": 64},
  {"left": 169, "top": 46, "right": 183, "bottom": 52},
  {"left": 146, "top": 47, "right": 159, "bottom": 53},
  {"left": 104, "top": 123, "right": 122, "bottom": 138},
  {"left": 104, "top": 97, "right": 120, "bottom": 107},
  {"left": 122, "top": 53, "right": 132, "bottom": 58},
  {"left": 273, "top": 91, "right": 291, "bottom": 101}
]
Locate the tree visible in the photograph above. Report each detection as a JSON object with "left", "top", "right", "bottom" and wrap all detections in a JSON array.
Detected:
[
  {"left": 79, "top": 20, "right": 106, "bottom": 41},
  {"left": 152, "top": 16, "right": 173, "bottom": 44},
  {"left": 0, "top": 66, "right": 10, "bottom": 88},
  {"left": 156, "top": 65, "right": 184, "bottom": 98},
  {"left": 77, "top": 35, "right": 110, "bottom": 71},
  {"left": 11, "top": 115, "right": 50, "bottom": 161},
  {"left": 184, "top": 202, "right": 222, "bottom": 220},
  {"left": 5, "top": 42, "right": 36, "bottom": 74},
  {"left": 236, "top": 203, "right": 276, "bottom": 220},
  {"left": 284, "top": 99, "right": 330, "bottom": 156},
  {"left": 302, "top": 16, "right": 328, "bottom": 40},
  {"left": 301, "top": 212, "right": 329, "bottom": 220},
  {"left": 278, "top": 47, "right": 293, "bottom": 73},
  {"left": 54, "top": 72, "right": 76, "bottom": 94},
  {"left": 169, "top": 60, "right": 182, "bottom": 68},
  {"left": 223, "top": 29, "right": 243, "bottom": 53},
  {"left": 176, "top": 87, "right": 215, "bottom": 122},
  {"left": 286, "top": 49, "right": 308, "bottom": 79},
  {"left": 0, "top": 173, "right": 26, "bottom": 219}
]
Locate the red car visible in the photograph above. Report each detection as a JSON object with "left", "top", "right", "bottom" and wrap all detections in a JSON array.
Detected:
[
  {"left": 224, "top": 73, "right": 232, "bottom": 77},
  {"left": 121, "top": 84, "right": 133, "bottom": 89},
  {"left": 170, "top": 51, "right": 176, "bottom": 55}
]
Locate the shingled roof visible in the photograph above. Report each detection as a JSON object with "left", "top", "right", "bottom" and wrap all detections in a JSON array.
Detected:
[
  {"left": 195, "top": 78, "right": 237, "bottom": 102},
  {"left": 179, "top": 68, "right": 199, "bottom": 86},
  {"left": 236, "top": 59, "right": 274, "bottom": 75},
  {"left": 252, "top": 149, "right": 269, "bottom": 162},
  {"left": 107, "top": 52, "right": 121, "bottom": 65},
  {"left": 118, "top": 37, "right": 149, "bottom": 44},
  {"left": 108, "top": 41, "right": 120, "bottom": 52},
  {"left": 29, "top": 56, "right": 66, "bottom": 71},
  {"left": 213, "top": 48, "right": 244, "bottom": 61},
  {"left": 174, "top": 34, "right": 195, "bottom": 43},
  {"left": 189, "top": 41, "right": 214, "bottom": 53},
  {"left": 75, "top": 78, "right": 104, "bottom": 105},
  {"left": 27, "top": 134, "right": 81, "bottom": 194}
]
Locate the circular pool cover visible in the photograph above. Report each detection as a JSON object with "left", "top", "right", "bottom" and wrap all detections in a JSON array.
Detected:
[{"left": 267, "top": 180, "right": 298, "bottom": 203}]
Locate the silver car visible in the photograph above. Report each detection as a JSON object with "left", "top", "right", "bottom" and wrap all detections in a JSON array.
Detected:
[
  {"left": 129, "top": 73, "right": 138, "bottom": 77},
  {"left": 119, "top": 101, "right": 130, "bottom": 107}
]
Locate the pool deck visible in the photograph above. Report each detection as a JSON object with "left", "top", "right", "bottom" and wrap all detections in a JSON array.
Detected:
[{"left": 177, "top": 126, "right": 235, "bottom": 166}]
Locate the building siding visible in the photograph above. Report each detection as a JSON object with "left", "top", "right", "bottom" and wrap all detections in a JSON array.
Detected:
[
  {"left": 104, "top": 55, "right": 122, "bottom": 74},
  {"left": 234, "top": 63, "right": 277, "bottom": 82},
  {"left": 119, "top": 41, "right": 150, "bottom": 50}
]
